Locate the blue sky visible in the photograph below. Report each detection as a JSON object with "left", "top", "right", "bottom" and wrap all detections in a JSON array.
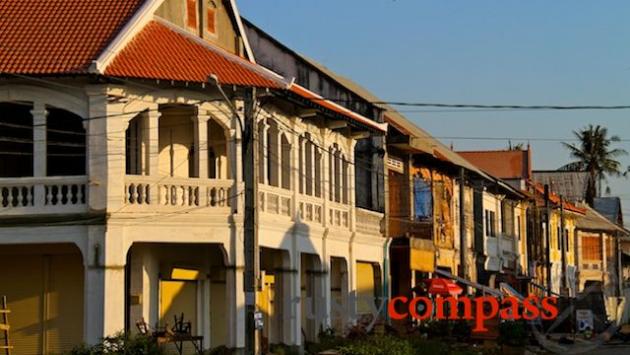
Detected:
[{"left": 239, "top": 0, "right": 630, "bottom": 221}]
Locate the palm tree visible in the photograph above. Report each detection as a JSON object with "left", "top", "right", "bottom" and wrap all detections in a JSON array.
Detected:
[{"left": 559, "top": 124, "right": 627, "bottom": 205}]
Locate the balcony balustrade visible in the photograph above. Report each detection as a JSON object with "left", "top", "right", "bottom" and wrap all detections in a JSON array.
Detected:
[
  {"left": 124, "top": 175, "right": 236, "bottom": 212},
  {"left": 0, "top": 176, "right": 88, "bottom": 215}
]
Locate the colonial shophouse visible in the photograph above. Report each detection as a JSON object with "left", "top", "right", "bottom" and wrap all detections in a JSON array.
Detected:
[{"left": 0, "top": 0, "right": 387, "bottom": 353}]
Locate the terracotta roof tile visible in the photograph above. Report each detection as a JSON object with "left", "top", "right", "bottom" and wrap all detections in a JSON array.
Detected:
[
  {"left": 0, "top": 0, "right": 144, "bottom": 74},
  {"left": 288, "top": 84, "right": 387, "bottom": 133},
  {"left": 457, "top": 149, "right": 531, "bottom": 180},
  {"left": 105, "top": 20, "right": 285, "bottom": 88}
]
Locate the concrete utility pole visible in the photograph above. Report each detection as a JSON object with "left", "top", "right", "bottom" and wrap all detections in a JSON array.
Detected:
[
  {"left": 459, "top": 167, "right": 467, "bottom": 288},
  {"left": 544, "top": 184, "right": 552, "bottom": 296},
  {"left": 243, "top": 88, "right": 259, "bottom": 355}
]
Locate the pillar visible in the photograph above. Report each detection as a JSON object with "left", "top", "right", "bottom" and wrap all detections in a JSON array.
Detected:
[
  {"left": 85, "top": 86, "right": 130, "bottom": 211},
  {"left": 226, "top": 226, "right": 246, "bottom": 350},
  {"left": 193, "top": 112, "right": 211, "bottom": 179},
  {"left": 289, "top": 249, "right": 302, "bottom": 347},
  {"left": 31, "top": 102, "right": 48, "bottom": 177},
  {"left": 83, "top": 225, "right": 127, "bottom": 343},
  {"left": 142, "top": 108, "right": 160, "bottom": 176}
]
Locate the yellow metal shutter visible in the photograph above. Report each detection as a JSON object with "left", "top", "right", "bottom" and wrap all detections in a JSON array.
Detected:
[
  {"left": 356, "top": 262, "right": 376, "bottom": 315},
  {"left": 0, "top": 255, "right": 44, "bottom": 355},
  {"left": 46, "top": 254, "right": 84, "bottom": 354},
  {"left": 160, "top": 280, "right": 198, "bottom": 354}
]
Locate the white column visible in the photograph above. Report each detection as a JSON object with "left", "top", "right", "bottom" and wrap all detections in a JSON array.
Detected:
[
  {"left": 86, "top": 86, "right": 129, "bottom": 212},
  {"left": 226, "top": 226, "right": 246, "bottom": 350},
  {"left": 321, "top": 242, "right": 332, "bottom": 330},
  {"left": 289, "top": 248, "right": 302, "bottom": 347},
  {"left": 260, "top": 119, "right": 269, "bottom": 185},
  {"left": 193, "top": 112, "right": 211, "bottom": 179},
  {"left": 142, "top": 108, "right": 160, "bottom": 176},
  {"left": 322, "top": 139, "right": 330, "bottom": 227},
  {"left": 83, "top": 225, "right": 127, "bottom": 343},
  {"left": 349, "top": 141, "right": 358, "bottom": 232},
  {"left": 228, "top": 128, "right": 242, "bottom": 212},
  {"left": 31, "top": 102, "right": 48, "bottom": 177}
]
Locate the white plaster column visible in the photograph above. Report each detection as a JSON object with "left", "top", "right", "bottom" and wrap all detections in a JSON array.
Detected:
[
  {"left": 226, "top": 226, "right": 246, "bottom": 350},
  {"left": 321, "top": 137, "right": 330, "bottom": 227},
  {"left": 31, "top": 102, "right": 48, "bottom": 177},
  {"left": 142, "top": 108, "right": 160, "bottom": 176},
  {"left": 348, "top": 235, "right": 358, "bottom": 324},
  {"left": 290, "top": 128, "right": 301, "bottom": 220},
  {"left": 321, "top": 239, "right": 332, "bottom": 330},
  {"left": 349, "top": 141, "right": 358, "bottom": 232},
  {"left": 86, "top": 86, "right": 130, "bottom": 212},
  {"left": 193, "top": 112, "right": 211, "bottom": 179},
  {"left": 83, "top": 224, "right": 127, "bottom": 344},
  {"left": 289, "top": 248, "right": 302, "bottom": 347}
]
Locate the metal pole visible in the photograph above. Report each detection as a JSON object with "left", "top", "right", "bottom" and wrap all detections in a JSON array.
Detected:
[
  {"left": 243, "top": 88, "right": 259, "bottom": 354},
  {"left": 544, "top": 184, "right": 552, "bottom": 297}
]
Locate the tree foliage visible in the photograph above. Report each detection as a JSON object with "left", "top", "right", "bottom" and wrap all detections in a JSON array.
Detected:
[{"left": 559, "top": 124, "right": 627, "bottom": 205}]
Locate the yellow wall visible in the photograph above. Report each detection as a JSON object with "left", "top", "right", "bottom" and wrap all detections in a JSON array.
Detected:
[
  {"left": 548, "top": 210, "right": 577, "bottom": 266},
  {"left": 155, "top": 0, "right": 242, "bottom": 56}
]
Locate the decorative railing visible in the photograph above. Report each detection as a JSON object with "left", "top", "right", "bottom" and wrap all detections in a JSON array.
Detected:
[
  {"left": 124, "top": 175, "right": 235, "bottom": 211},
  {"left": 298, "top": 194, "right": 324, "bottom": 224},
  {"left": 0, "top": 176, "right": 88, "bottom": 215},
  {"left": 258, "top": 184, "right": 292, "bottom": 217},
  {"left": 356, "top": 208, "right": 384, "bottom": 236},
  {"left": 328, "top": 201, "right": 351, "bottom": 229}
]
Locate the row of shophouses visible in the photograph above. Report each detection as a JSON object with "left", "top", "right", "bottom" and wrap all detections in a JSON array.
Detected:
[{"left": 0, "top": 0, "right": 629, "bottom": 353}]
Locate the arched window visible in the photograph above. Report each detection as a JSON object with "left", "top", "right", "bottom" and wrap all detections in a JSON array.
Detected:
[
  {"left": 207, "top": 118, "right": 227, "bottom": 179},
  {"left": 125, "top": 114, "right": 142, "bottom": 175},
  {"left": 46, "top": 107, "right": 86, "bottom": 176},
  {"left": 281, "top": 133, "right": 291, "bottom": 190},
  {"left": 267, "top": 119, "right": 279, "bottom": 187},
  {"left": 0, "top": 102, "right": 33, "bottom": 177}
]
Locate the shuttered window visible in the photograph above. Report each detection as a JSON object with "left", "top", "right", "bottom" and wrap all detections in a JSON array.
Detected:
[
  {"left": 186, "top": 0, "right": 198, "bottom": 29},
  {"left": 582, "top": 235, "right": 602, "bottom": 260}
]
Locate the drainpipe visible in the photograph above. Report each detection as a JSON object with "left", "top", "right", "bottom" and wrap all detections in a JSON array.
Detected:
[{"left": 383, "top": 237, "right": 393, "bottom": 324}]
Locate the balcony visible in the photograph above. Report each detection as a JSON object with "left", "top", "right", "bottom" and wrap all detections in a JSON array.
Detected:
[
  {"left": 0, "top": 176, "right": 88, "bottom": 215},
  {"left": 356, "top": 208, "right": 383, "bottom": 236},
  {"left": 388, "top": 216, "right": 433, "bottom": 240},
  {"left": 123, "top": 175, "right": 237, "bottom": 213}
]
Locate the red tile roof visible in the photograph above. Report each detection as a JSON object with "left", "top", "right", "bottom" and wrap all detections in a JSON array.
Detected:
[
  {"left": 457, "top": 149, "right": 531, "bottom": 180},
  {"left": 0, "top": 0, "right": 144, "bottom": 74},
  {"left": 529, "top": 181, "right": 586, "bottom": 214},
  {"left": 289, "top": 84, "right": 387, "bottom": 133},
  {"left": 105, "top": 20, "right": 285, "bottom": 88}
]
